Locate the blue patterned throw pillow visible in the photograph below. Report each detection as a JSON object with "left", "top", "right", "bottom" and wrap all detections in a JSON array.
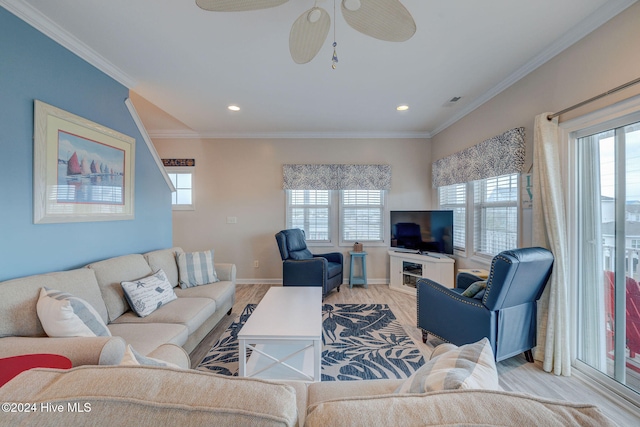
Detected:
[
  {"left": 176, "top": 249, "right": 220, "bottom": 289},
  {"left": 121, "top": 269, "right": 177, "bottom": 317}
]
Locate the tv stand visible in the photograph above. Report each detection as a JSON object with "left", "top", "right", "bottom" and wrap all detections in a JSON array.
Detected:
[{"left": 388, "top": 250, "right": 454, "bottom": 296}]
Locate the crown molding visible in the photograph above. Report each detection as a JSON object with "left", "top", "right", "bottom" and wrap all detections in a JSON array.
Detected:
[
  {"left": 430, "top": 0, "right": 638, "bottom": 137},
  {"left": 148, "top": 129, "right": 432, "bottom": 140},
  {"left": 1, "top": 0, "right": 137, "bottom": 88}
]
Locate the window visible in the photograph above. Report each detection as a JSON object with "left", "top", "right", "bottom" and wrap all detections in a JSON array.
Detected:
[
  {"left": 438, "top": 183, "right": 466, "bottom": 250},
  {"left": 437, "top": 173, "right": 518, "bottom": 257},
  {"left": 166, "top": 167, "right": 194, "bottom": 210},
  {"left": 573, "top": 112, "right": 640, "bottom": 397},
  {"left": 285, "top": 189, "right": 386, "bottom": 245},
  {"left": 340, "top": 190, "right": 384, "bottom": 243},
  {"left": 286, "top": 190, "right": 331, "bottom": 242},
  {"left": 473, "top": 174, "right": 519, "bottom": 256}
]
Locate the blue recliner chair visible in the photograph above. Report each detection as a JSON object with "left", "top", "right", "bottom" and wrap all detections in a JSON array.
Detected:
[
  {"left": 275, "top": 229, "right": 343, "bottom": 297},
  {"left": 417, "top": 247, "right": 554, "bottom": 362}
]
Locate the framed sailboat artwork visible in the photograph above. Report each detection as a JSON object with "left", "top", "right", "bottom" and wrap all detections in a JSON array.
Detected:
[{"left": 33, "top": 100, "right": 135, "bottom": 223}]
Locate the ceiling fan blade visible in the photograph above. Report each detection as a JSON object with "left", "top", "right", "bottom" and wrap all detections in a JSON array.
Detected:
[
  {"left": 341, "top": 0, "right": 416, "bottom": 42},
  {"left": 289, "top": 7, "right": 330, "bottom": 64},
  {"left": 196, "top": 0, "right": 289, "bottom": 12}
]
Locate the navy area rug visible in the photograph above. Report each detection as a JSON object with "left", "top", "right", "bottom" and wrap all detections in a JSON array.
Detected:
[{"left": 196, "top": 303, "right": 425, "bottom": 381}]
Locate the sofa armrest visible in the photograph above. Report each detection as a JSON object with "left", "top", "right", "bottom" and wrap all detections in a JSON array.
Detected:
[
  {"left": 214, "top": 263, "right": 236, "bottom": 283},
  {"left": 146, "top": 343, "right": 190, "bottom": 369},
  {"left": 0, "top": 336, "right": 126, "bottom": 367}
]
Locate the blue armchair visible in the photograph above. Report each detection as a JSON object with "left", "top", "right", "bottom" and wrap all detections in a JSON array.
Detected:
[
  {"left": 275, "top": 229, "right": 343, "bottom": 297},
  {"left": 417, "top": 247, "right": 554, "bottom": 362}
]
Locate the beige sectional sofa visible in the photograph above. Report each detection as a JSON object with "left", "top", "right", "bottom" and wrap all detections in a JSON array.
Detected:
[
  {"left": 0, "top": 247, "right": 236, "bottom": 368},
  {"left": 0, "top": 250, "right": 616, "bottom": 426},
  {"left": 0, "top": 365, "right": 616, "bottom": 427}
]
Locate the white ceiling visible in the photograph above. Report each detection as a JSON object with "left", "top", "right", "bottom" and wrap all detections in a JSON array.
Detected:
[{"left": 4, "top": 0, "right": 636, "bottom": 138}]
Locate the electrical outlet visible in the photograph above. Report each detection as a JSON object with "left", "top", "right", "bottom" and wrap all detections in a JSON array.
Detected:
[
  {"left": 227, "top": 216, "right": 237, "bottom": 224},
  {"left": 253, "top": 260, "right": 259, "bottom": 268}
]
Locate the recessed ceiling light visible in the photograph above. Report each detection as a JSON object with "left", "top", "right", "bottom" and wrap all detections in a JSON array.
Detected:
[
  {"left": 228, "top": 105, "right": 240, "bottom": 111},
  {"left": 397, "top": 105, "right": 409, "bottom": 111}
]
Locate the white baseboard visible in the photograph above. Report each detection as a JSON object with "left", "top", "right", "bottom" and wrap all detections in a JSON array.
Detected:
[{"left": 235, "top": 278, "right": 390, "bottom": 285}]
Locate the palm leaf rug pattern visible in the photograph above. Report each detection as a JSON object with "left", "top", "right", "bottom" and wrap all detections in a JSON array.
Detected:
[{"left": 196, "top": 303, "right": 425, "bottom": 381}]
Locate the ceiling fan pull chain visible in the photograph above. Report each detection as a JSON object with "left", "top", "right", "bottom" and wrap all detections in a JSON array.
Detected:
[
  {"left": 331, "top": 0, "right": 338, "bottom": 69},
  {"left": 332, "top": 42, "right": 338, "bottom": 69}
]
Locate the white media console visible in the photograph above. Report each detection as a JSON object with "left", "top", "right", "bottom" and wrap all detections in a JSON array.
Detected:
[{"left": 388, "top": 250, "right": 455, "bottom": 295}]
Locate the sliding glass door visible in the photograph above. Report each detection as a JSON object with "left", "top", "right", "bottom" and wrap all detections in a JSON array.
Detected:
[{"left": 576, "top": 115, "right": 640, "bottom": 395}]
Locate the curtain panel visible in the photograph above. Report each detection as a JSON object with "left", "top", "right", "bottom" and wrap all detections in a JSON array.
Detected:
[
  {"left": 282, "top": 164, "right": 391, "bottom": 190},
  {"left": 532, "top": 113, "right": 570, "bottom": 376},
  {"left": 432, "top": 127, "right": 526, "bottom": 188}
]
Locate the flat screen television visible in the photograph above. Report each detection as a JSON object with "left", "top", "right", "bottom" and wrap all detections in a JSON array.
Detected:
[{"left": 390, "top": 210, "right": 454, "bottom": 255}]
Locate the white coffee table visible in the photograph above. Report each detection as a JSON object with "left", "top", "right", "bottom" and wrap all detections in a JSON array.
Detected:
[{"left": 238, "top": 286, "right": 322, "bottom": 382}]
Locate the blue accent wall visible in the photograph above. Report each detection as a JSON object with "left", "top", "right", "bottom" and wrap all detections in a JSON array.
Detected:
[{"left": 0, "top": 8, "right": 172, "bottom": 281}]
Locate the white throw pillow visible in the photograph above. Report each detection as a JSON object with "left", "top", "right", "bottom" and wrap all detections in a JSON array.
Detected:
[
  {"left": 36, "top": 287, "right": 111, "bottom": 337},
  {"left": 119, "top": 344, "right": 181, "bottom": 369},
  {"left": 176, "top": 249, "right": 219, "bottom": 289},
  {"left": 395, "top": 338, "right": 501, "bottom": 393},
  {"left": 121, "top": 269, "right": 177, "bottom": 317}
]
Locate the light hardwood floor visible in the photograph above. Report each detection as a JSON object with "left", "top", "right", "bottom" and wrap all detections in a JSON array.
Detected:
[{"left": 191, "top": 283, "right": 640, "bottom": 426}]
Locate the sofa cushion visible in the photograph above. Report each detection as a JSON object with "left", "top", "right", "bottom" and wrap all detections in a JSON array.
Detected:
[
  {"left": 36, "top": 287, "right": 111, "bottom": 337},
  {"left": 121, "top": 269, "right": 178, "bottom": 317},
  {"left": 177, "top": 249, "right": 220, "bottom": 288},
  {"left": 394, "top": 338, "right": 500, "bottom": 393},
  {"left": 87, "top": 254, "right": 154, "bottom": 322},
  {"left": 0, "top": 366, "right": 299, "bottom": 427},
  {"left": 111, "top": 297, "right": 216, "bottom": 335},
  {"left": 173, "top": 280, "right": 234, "bottom": 306},
  {"left": 304, "top": 389, "right": 616, "bottom": 427},
  {"left": 0, "top": 268, "right": 108, "bottom": 337},
  {"left": 144, "top": 247, "right": 183, "bottom": 287},
  {"left": 107, "top": 323, "right": 189, "bottom": 356}
]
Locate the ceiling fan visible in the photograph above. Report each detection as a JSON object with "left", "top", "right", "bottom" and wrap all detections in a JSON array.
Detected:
[{"left": 195, "top": 0, "right": 416, "bottom": 65}]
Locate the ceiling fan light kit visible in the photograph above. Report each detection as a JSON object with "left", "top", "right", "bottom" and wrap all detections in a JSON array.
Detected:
[{"left": 196, "top": 0, "right": 416, "bottom": 65}]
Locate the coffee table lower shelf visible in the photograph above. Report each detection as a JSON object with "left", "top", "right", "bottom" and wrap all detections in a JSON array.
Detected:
[{"left": 240, "top": 340, "right": 321, "bottom": 382}]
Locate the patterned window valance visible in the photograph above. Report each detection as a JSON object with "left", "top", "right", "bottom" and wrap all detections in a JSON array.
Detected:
[
  {"left": 432, "top": 127, "right": 525, "bottom": 188},
  {"left": 283, "top": 164, "right": 391, "bottom": 190}
]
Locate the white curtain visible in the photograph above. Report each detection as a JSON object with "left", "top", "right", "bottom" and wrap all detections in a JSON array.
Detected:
[
  {"left": 532, "top": 113, "right": 571, "bottom": 376},
  {"left": 577, "top": 135, "right": 606, "bottom": 371}
]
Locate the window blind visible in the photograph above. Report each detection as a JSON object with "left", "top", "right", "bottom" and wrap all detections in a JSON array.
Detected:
[
  {"left": 473, "top": 174, "right": 518, "bottom": 255},
  {"left": 341, "top": 190, "right": 384, "bottom": 242},
  {"left": 439, "top": 183, "right": 466, "bottom": 249}
]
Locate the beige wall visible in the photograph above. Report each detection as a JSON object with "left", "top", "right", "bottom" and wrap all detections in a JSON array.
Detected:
[
  {"left": 431, "top": 2, "right": 640, "bottom": 269},
  {"left": 152, "top": 138, "right": 432, "bottom": 282},
  {"left": 152, "top": 2, "right": 640, "bottom": 282}
]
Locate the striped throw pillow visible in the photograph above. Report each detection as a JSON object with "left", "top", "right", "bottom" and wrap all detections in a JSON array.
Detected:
[
  {"left": 394, "top": 338, "right": 501, "bottom": 393},
  {"left": 176, "top": 249, "right": 220, "bottom": 289},
  {"left": 36, "top": 287, "right": 111, "bottom": 337}
]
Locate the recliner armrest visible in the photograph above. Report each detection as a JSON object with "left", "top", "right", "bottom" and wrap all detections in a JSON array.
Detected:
[
  {"left": 283, "top": 258, "right": 327, "bottom": 285},
  {"left": 456, "top": 272, "right": 485, "bottom": 290},
  {"left": 417, "top": 278, "right": 494, "bottom": 348},
  {"left": 314, "top": 252, "right": 343, "bottom": 265}
]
